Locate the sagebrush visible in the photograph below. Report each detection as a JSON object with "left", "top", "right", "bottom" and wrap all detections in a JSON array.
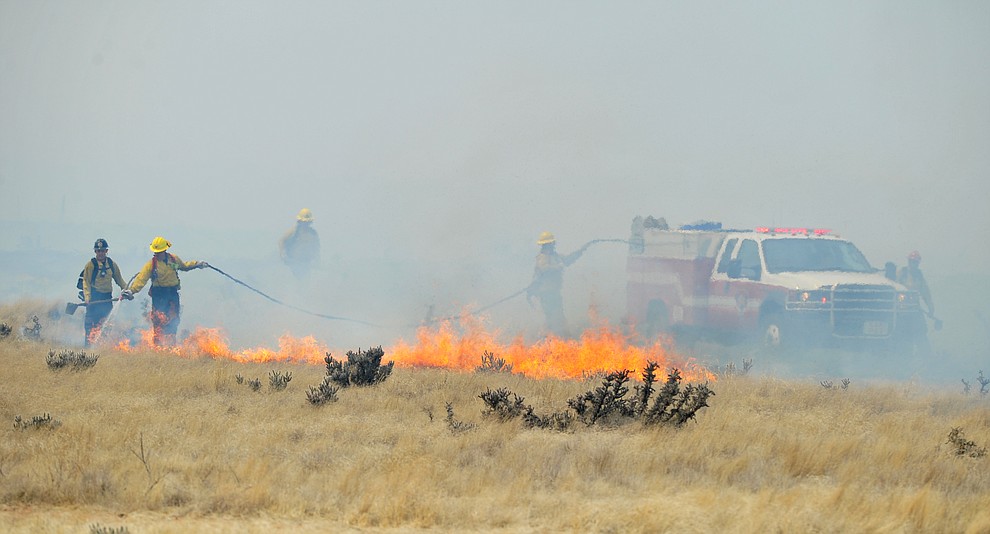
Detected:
[
  {"left": 480, "top": 362, "right": 713, "bottom": 431},
  {"left": 46, "top": 349, "right": 99, "bottom": 371},
  {"left": 323, "top": 346, "right": 394, "bottom": 387}
]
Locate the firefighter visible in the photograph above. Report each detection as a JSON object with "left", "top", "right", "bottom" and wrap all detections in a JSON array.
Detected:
[
  {"left": 898, "top": 250, "right": 934, "bottom": 316},
  {"left": 527, "top": 231, "right": 587, "bottom": 338},
  {"left": 896, "top": 250, "right": 935, "bottom": 356},
  {"left": 279, "top": 208, "right": 321, "bottom": 280},
  {"left": 80, "top": 238, "right": 129, "bottom": 347},
  {"left": 122, "top": 236, "right": 209, "bottom": 347}
]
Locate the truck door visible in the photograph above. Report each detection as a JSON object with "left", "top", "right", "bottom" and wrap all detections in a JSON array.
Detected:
[
  {"left": 709, "top": 238, "right": 761, "bottom": 332},
  {"left": 733, "top": 239, "right": 765, "bottom": 328},
  {"left": 708, "top": 238, "right": 740, "bottom": 330}
]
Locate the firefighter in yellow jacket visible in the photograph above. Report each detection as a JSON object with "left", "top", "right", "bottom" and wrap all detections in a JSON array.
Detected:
[
  {"left": 122, "top": 237, "right": 209, "bottom": 347},
  {"left": 80, "top": 238, "right": 129, "bottom": 347},
  {"left": 527, "top": 231, "right": 587, "bottom": 338},
  {"left": 279, "top": 208, "right": 320, "bottom": 280},
  {"left": 898, "top": 250, "right": 934, "bottom": 316}
]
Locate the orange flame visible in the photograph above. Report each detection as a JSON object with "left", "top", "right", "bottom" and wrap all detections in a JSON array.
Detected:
[
  {"left": 86, "top": 325, "right": 103, "bottom": 346},
  {"left": 114, "top": 326, "right": 328, "bottom": 364},
  {"left": 107, "top": 316, "right": 714, "bottom": 382},
  {"left": 390, "top": 315, "right": 715, "bottom": 382}
]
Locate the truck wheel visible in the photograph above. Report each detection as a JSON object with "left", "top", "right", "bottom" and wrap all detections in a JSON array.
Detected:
[{"left": 761, "top": 312, "right": 785, "bottom": 349}]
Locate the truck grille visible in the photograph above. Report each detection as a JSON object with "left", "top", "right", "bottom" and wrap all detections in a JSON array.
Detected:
[{"left": 831, "top": 284, "right": 896, "bottom": 338}]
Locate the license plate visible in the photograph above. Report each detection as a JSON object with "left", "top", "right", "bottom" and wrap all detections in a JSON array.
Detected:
[{"left": 863, "top": 321, "right": 889, "bottom": 336}]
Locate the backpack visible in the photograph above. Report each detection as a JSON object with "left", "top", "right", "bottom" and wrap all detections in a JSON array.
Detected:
[{"left": 76, "top": 258, "right": 115, "bottom": 300}]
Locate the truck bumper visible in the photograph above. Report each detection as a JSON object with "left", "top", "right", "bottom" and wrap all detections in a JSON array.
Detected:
[{"left": 784, "top": 309, "right": 926, "bottom": 346}]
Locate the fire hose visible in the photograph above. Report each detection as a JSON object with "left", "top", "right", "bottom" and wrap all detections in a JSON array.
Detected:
[
  {"left": 207, "top": 238, "right": 627, "bottom": 329},
  {"left": 206, "top": 265, "right": 380, "bottom": 327}
]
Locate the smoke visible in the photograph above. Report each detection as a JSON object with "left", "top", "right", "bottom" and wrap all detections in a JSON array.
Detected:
[{"left": 1, "top": 2, "right": 988, "bottom": 380}]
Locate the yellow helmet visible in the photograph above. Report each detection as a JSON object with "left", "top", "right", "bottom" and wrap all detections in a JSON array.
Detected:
[
  {"left": 537, "top": 231, "right": 556, "bottom": 245},
  {"left": 150, "top": 236, "right": 172, "bottom": 253},
  {"left": 297, "top": 208, "right": 314, "bottom": 222}
]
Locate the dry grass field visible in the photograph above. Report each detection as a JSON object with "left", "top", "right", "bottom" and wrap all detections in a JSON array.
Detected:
[{"left": 1, "top": 301, "right": 989, "bottom": 533}]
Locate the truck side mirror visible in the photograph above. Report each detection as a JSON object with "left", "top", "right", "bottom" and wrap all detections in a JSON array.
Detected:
[{"left": 883, "top": 261, "right": 897, "bottom": 281}]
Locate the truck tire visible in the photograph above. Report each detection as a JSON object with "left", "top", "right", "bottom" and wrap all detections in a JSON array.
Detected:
[{"left": 761, "top": 312, "right": 786, "bottom": 349}]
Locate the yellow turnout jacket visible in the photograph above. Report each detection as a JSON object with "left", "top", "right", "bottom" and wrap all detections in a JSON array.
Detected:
[
  {"left": 128, "top": 253, "right": 202, "bottom": 293},
  {"left": 81, "top": 258, "right": 128, "bottom": 302}
]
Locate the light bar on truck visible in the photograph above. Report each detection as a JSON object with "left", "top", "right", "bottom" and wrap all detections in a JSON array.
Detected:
[{"left": 755, "top": 227, "right": 832, "bottom": 236}]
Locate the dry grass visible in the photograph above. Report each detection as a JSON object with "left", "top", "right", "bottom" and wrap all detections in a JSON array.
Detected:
[{"left": 0, "top": 308, "right": 989, "bottom": 532}]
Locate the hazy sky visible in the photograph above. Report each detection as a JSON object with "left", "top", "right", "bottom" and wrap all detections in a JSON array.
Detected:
[
  {"left": 2, "top": 2, "right": 989, "bottom": 349},
  {"left": 3, "top": 2, "right": 989, "bottom": 265}
]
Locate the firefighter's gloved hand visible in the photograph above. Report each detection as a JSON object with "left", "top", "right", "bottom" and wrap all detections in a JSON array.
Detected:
[
  {"left": 198, "top": 262, "right": 210, "bottom": 269},
  {"left": 121, "top": 290, "right": 134, "bottom": 300}
]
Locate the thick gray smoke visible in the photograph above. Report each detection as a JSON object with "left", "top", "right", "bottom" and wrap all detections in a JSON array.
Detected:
[{"left": 1, "top": 3, "right": 987, "bottom": 383}]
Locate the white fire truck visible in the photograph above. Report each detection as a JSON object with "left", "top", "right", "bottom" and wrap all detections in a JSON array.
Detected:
[{"left": 626, "top": 217, "right": 927, "bottom": 348}]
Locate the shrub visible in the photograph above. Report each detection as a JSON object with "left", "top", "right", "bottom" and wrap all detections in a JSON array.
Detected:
[
  {"left": 719, "top": 358, "right": 753, "bottom": 376},
  {"left": 14, "top": 413, "right": 61, "bottom": 431},
  {"left": 234, "top": 374, "right": 265, "bottom": 392},
  {"left": 479, "top": 387, "right": 573, "bottom": 431},
  {"left": 22, "top": 315, "right": 41, "bottom": 341},
  {"left": 0, "top": 322, "right": 11, "bottom": 339},
  {"left": 324, "top": 346, "right": 394, "bottom": 387},
  {"left": 821, "top": 378, "right": 850, "bottom": 390},
  {"left": 639, "top": 367, "right": 715, "bottom": 427},
  {"left": 479, "top": 362, "right": 714, "bottom": 431},
  {"left": 269, "top": 370, "right": 292, "bottom": 392},
  {"left": 947, "top": 427, "right": 987, "bottom": 458},
  {"left": 568, "top": 370, "right": 636, "bottom": 425},
  {"left": 959, "top": 371, "right": 988, "bottom": 397},
  {"left": 129, "top": 432, "right": 164, "bottom": 494},
  {"left": 46, "top": 349, "right": 99, "bottom": 371},
  {"left": 476, "top": 351, "right": 513, "bottom": 373},
  {"left": 306, "top": 376, "right": 339, "bottom": 405},
  {"left": 306, "top": 346, "right": 393, "bottom": 405},
  {"left": 522, "top": 409, "right": 575, "bottom": 432},
  {"left": 479, "top": 387, "right": 529, "bottom": 421},
  {"left": 232, "top": 371, "right": 292, "bottom": 393},
  {"left": 580, "top": 369, "right": 608, "bottom": 382},
  {"left": 445, "top": 403, "right": 475, "bottom": 433}
]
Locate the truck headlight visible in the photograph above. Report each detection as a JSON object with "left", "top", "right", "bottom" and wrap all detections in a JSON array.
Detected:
[
  {"left": 788, "top": 289, "right": 830, "bottom": 309},
  {"left": 897, "top": 291, "right": 920, "bottom": 310}
]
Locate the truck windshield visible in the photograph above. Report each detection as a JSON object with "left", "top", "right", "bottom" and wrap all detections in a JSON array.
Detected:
[{"left": 762, "top": 239, "right": 874, "bottom": 273}]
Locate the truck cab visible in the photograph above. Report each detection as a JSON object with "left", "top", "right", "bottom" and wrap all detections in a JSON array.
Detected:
[{"left": 627, "top": 219, "right": 926, "bottom": 349}]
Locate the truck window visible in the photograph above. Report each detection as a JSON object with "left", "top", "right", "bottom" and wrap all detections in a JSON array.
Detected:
[
  {"left": 716, "top": 239, "right": 738, "bottom": 273},
  {"left": 762, "top": 238, "right": 874, "bottom": 273},
  {"left": 737, "top": 240, "right": 761, "bottom": 280}
]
